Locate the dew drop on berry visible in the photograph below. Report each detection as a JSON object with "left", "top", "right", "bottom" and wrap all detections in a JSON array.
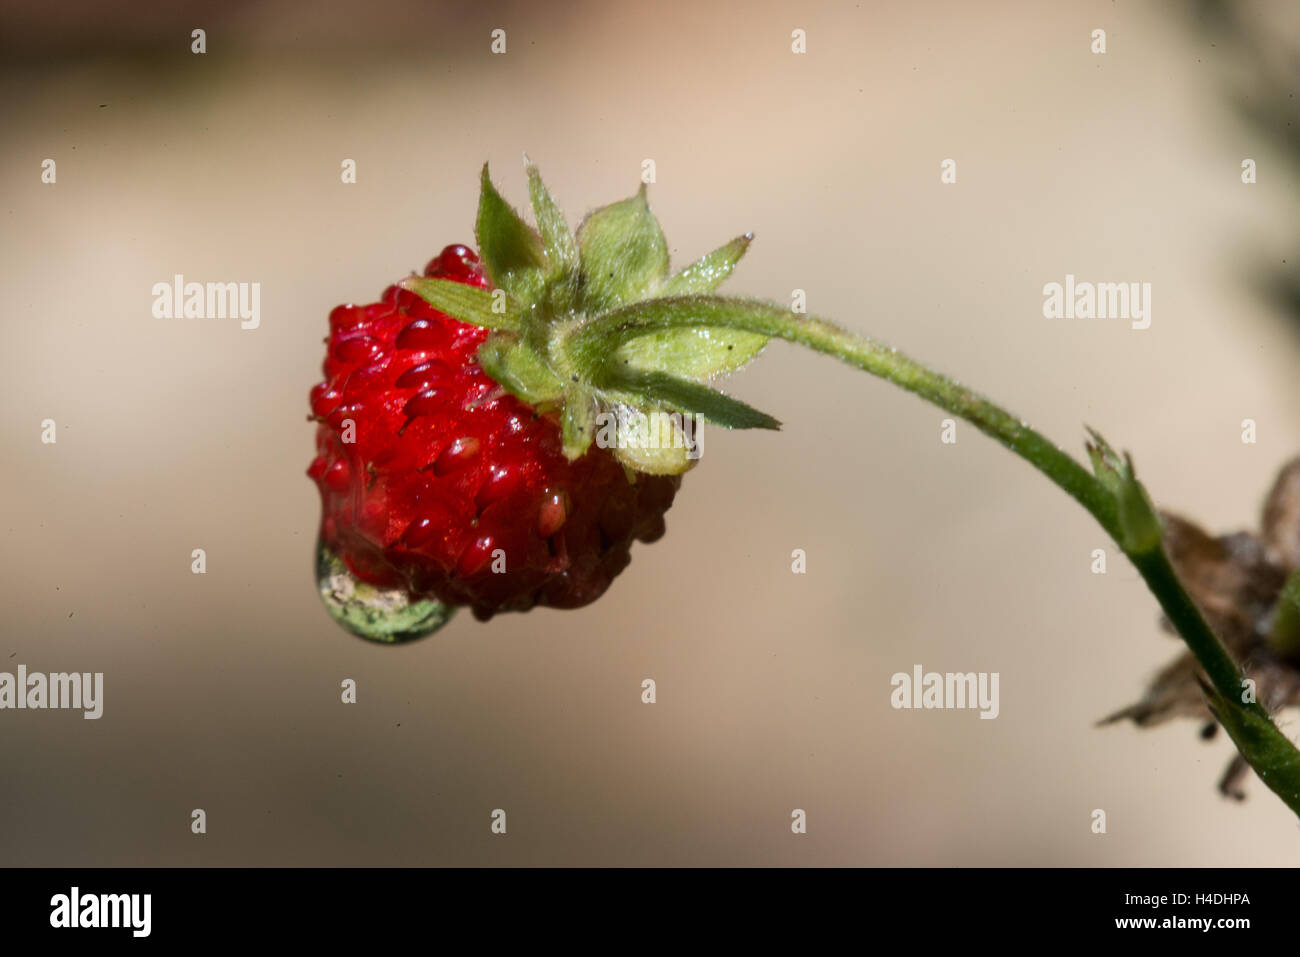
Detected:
[{"left": 315, "top": 539, "right": 455, "bottom": 643}]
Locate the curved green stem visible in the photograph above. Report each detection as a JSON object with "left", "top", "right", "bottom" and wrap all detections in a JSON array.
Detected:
[
  {"left": 1127, "top": 550, "right": 1243, "bottom": 708},
  {"left": 573, "top": 296, "right": 1300, "bottom": 816},
  {"left": 754, "top": 313, "right": 1122, "bottom": 537}
]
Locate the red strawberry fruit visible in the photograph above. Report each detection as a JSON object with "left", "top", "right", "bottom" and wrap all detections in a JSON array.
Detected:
[{"left": 310, "top": 160, "right": 778, "bottom": 640}]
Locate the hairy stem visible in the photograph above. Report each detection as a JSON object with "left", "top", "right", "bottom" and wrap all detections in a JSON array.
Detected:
[
  {"left": 576, "top": 298, "right": 1300, "bottom": 815},
  {"left": 1126, "top": 549, "right": 1243, "bottom": 702},
  {"left": 772, "top": 315, "right": 1122, "bottom": 537}
]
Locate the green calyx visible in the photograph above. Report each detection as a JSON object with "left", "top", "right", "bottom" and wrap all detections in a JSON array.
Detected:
[
  {"left": 401, "top": 158, "right": 779, "bottom": 475},
  {"left": 1084, "top": 428, "right": 1163, "bottom": 553}
]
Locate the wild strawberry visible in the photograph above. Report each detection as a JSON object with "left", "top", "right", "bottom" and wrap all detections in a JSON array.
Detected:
[
  {"left": 310, "top": 160, "right": 780, "bottom": 639},
  {"left": 308, "top": 245, "right": 683, "bottom": 623}
]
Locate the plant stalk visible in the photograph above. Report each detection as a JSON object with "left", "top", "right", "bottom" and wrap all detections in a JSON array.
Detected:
[{"left": 578, "top": 299, "right": 1300, "bottom": 816}]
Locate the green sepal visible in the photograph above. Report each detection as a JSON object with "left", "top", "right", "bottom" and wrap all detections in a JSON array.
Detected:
[
  {"left": 400, "top": 277, "right": 520, "bottom": 332},
  {"left": 576, "top": 184, "right": 669, "bottom": 312},
  {"left": 526, "top": 160, "right": 578, "bottom": 276},
  {"left": 526, "top": 161, "right": 579, "bottom": 316},
  {"left": 565, "top": 295, "right": 796, "bottom": 375},
  {"left": 1085, "top": 428, "right": 1162, "bottom": 555},
  {"left": 662, "top": 234, "right": 753, "bottom": 295},
  {"left": 612, "top": 443, "right": 695, "bottom": 476},
  {"left": 596, "top": 364, "right": 780, "bottom": 431},
  {"left": 613, "top": 326, "right": 769, "bottom": 380},
  {"left": 615, "top": 235, "right": 769, "bottom": 375},
  {"left": 476, "top": 337, "right": 566, "bottom": 406},
  {"left": 476, "top": 164, "right": 546, "bottom": 303},
  {"left": 1199, "top": 674, "right": 1300, "bottom": 806},
  {"left": 596, "top": 404, "right": 698, "bottom": 476},
  {"left": 422, "top": 163, "right": 788, "bottom": 474},
  {"left": 560, "top": 388, "right": 598, "bottom": 459}
]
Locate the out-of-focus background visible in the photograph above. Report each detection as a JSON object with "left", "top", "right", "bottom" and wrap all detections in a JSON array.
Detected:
[{"left": 3, "top": 0, "right": 1299, "bottom": 865}]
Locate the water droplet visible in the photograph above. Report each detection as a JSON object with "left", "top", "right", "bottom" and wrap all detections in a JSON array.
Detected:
[{"left": 315, "top": 539, "right": 455, "bottom": 643}]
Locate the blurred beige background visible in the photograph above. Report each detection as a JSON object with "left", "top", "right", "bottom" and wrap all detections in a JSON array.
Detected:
[{"left": 3, "top": 0, "right": 1299, "bottom": 865}]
